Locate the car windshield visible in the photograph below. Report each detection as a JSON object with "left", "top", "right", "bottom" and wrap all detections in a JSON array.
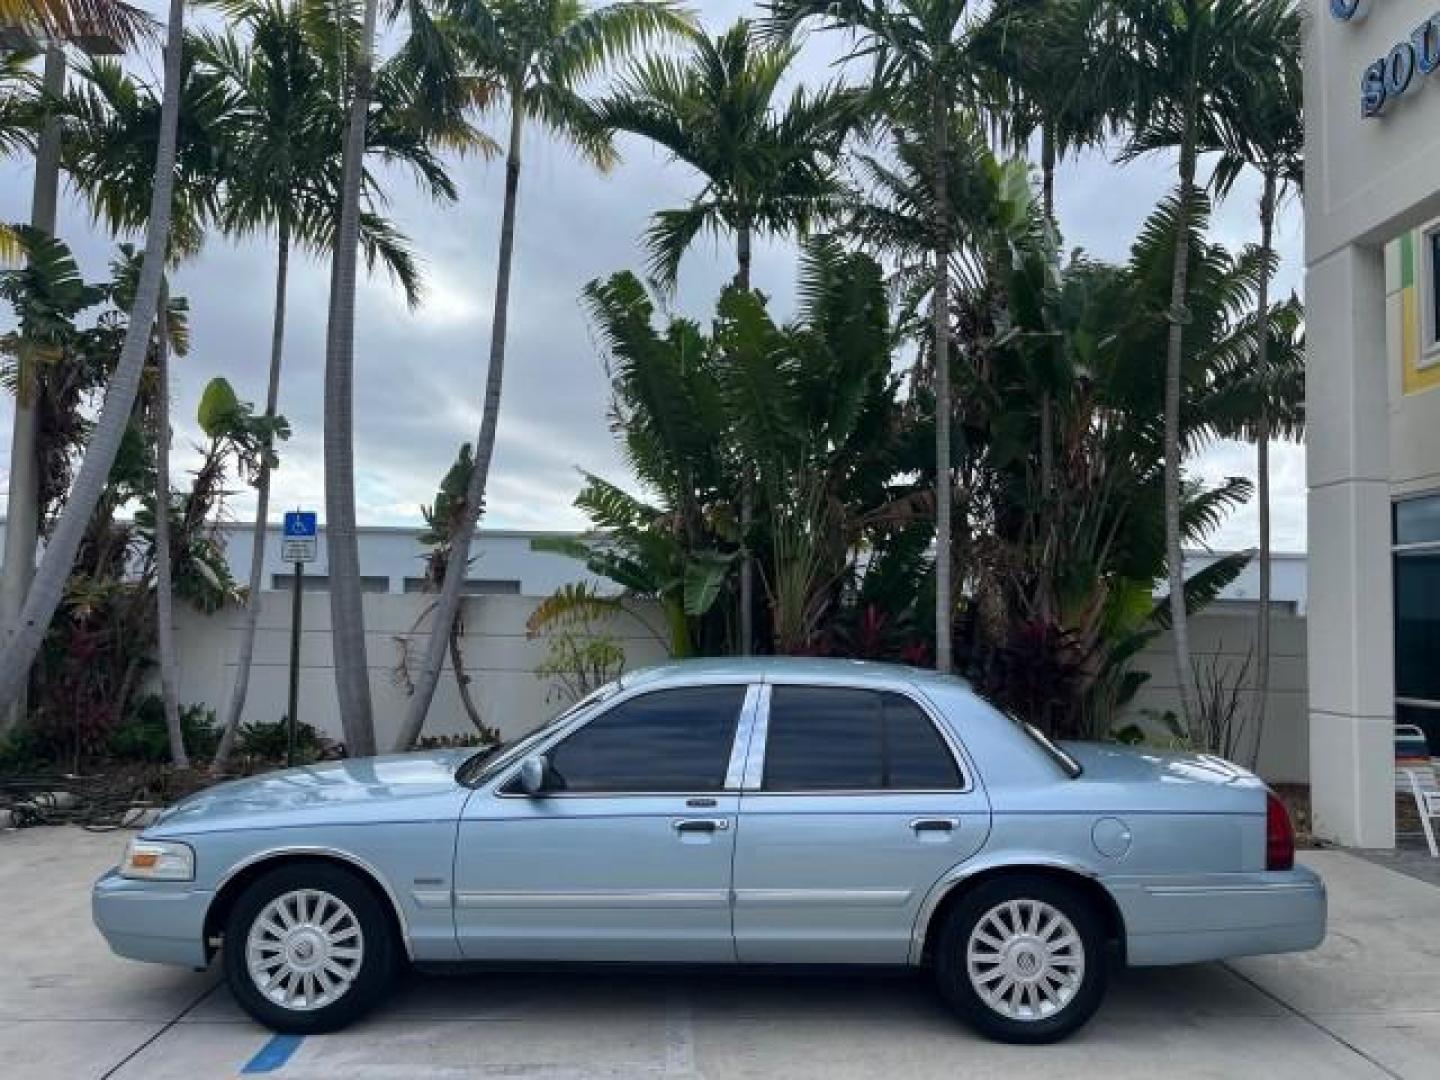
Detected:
[{"left": 456, "top": 678, "right": 623, "bottom": 787}]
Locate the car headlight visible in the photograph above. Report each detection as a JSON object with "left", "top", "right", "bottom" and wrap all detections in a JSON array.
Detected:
[{"left": 119, "top": 838, "right": 195, "bottom": 881}]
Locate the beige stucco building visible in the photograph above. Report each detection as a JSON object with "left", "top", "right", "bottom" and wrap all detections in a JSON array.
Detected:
[{"left": 1305, "top": 0, "right": 1440, "bottom": 846}]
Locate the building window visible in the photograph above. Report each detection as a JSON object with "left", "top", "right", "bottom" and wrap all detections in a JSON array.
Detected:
[
  {"left": 401, "top": 577, "right": 521, "bottom": 595},
  {"left": 1425, "top": 227, "right": 1440, "bottom": 365},
  {"left": 1394, "top": 493, "right": 1440, "bottom": 753},
  {"left": 271, "top": 574, "right": 390, "bottom": 593}
]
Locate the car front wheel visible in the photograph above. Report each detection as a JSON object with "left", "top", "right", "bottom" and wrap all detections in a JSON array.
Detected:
[
  {"left": 223, "top": 861, "right": 398, "bottom": 1034},
  {"left": 934, "top": 873, "right": 1107, "bottom": 1043}
]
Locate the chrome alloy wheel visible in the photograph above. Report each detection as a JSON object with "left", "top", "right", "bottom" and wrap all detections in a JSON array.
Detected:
[
  {"left": 245, "top": 888, "right": 365, "bottom": 1012},
  {"left": 964, "top": 898, "right": 1085, "bottom": 1022}
]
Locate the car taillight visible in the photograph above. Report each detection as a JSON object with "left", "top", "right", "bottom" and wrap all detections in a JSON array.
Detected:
[{"left": 1266, "top": 790, "right": 1295, "bottom": 871}]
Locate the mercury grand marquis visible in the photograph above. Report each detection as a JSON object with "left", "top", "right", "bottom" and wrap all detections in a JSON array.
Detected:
[{"left": 93, "top": 658, "right": 1325, "bottom": 1043}]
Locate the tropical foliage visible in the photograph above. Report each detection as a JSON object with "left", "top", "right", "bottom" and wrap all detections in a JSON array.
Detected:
[
  {"left": 0, "top": 0, "right": 1305, "bottom": 764},
  {"left": 0, "top": 233, "right": 286, "bottom": 767}
]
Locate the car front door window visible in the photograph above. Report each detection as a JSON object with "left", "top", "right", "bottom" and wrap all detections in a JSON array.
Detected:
[{"left": 545, "top": 685, "right": 745, "bottom": 792}]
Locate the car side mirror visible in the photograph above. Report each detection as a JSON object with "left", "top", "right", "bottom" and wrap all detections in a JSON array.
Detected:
[{"left": 517, "top": 754, "right": 549, "bottom": 796}]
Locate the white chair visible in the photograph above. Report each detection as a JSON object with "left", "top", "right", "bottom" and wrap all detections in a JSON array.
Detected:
[{"left": 1395, "top": 723, "right": 1440, "bottom": 858}]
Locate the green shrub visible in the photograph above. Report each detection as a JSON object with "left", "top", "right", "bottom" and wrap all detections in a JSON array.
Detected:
[
  {"left": 108, "top": 697, "right": 220, "bottom": 764},
  {"left": 0, "top": 722, "right": 44, "bottom": 773},
  {"left": 236, "top": 718, "right": 327, "bottom": 764}
]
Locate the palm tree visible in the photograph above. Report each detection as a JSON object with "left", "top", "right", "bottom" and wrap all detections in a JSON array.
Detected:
[
  {"left": 0, "top": 0, "right": 149, "bottom": 47},
  {"left": 148, "top": 280, "right": 188, "bottom": 766},
  {"left": 391, "top": 0, "right": 693, "bottom": 751},
  {"left": 0, "top": 10, "right": 148, "bottom": 734},
  {"left": 1078, "top": 0, "right": 1297, "bottom": 728},
  {"left": 56, "top": 45, "right": 231, "bottom": 765},
  {"left": 969, "top": 0, "right": 1111, "bottom": 222},
  {"left": 598, "top": 20, "right": 857, "bottom": 292},
  {"left": 0, "top": 0, "right": 187, "bottom": 715},
  {"left": 969, "top": 0, "right": 1118, "bottom": 499},
  {"left": 321, "top": 0, "right": 382, "bottom": 757},
  {"left": 197, "top": 0, "right": 482, "bottom": 772},
  {"left": 0, "top": 48, "right": 53, "bottom": 735},
  {"left": 1207, "top": 25, "right": 1303, "bottom": 764},
  {"left": 595, "top": 18, "right": 859, "bottom": 656},
  {"left": 323, "top": 0, "right": 490, "bottom": 756},
  {"left": 768, "top": 0, "right": 987, "bottom": 675}
]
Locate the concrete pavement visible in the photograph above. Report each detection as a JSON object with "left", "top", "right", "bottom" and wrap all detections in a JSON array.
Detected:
[{"left": 2, "top": 828, "right": 1437, "bottom": 1079}]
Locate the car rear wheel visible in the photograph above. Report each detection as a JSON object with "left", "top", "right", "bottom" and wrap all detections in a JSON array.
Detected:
[
  {"left": 223, "top": 861, "right": 398, "bottom": 1034},
  {"left": 934, "top": 873, "right": 1107, "bottom": 1043}
]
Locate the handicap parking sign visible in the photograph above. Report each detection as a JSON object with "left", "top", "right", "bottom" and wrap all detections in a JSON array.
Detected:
[{"left": 281, "top": 511, "right": 318, "bottom": 562}]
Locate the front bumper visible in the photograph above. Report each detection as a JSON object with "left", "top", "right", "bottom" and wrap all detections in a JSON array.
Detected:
[
  {"left": 1110, "top": 864, "right": 1327, "bottom": 967},
  {"left": 92, "top": 868, "right": 213, "bottom": 969}
]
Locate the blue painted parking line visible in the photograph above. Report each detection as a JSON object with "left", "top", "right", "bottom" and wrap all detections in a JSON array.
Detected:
[{"left": 241, "top": 1033, "right": 304, "bottom": 1074}]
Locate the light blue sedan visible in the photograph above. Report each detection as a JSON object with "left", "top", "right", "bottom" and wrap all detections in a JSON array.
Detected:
[{"left": 93, "top": 658, "right": 1325, "bottom": 1043}]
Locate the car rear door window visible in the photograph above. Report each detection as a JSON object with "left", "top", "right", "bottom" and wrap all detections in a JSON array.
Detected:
[
  {"left": 762, "top": 686, "right": 961, "bottom": 791},
  {"left": 883, "top": 693, "right": 962, "bottom": 789},
  {"left": 544, "top": 685, "right": 745, "bottom": 792},
  {"left": 763, "top": 687, "right": 883, "bottom": 790}
]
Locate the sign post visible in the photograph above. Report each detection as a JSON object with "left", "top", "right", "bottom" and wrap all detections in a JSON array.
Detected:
[{"left": 281, "top": 511, "right": 318, "bottom": 766}]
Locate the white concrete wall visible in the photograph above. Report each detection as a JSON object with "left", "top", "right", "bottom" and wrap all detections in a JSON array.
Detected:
[
  {"left": 170, "top": 594, "right": 1309, "bottom": 780},
  {"left": 172, "top": 592, "right": 670, "bottom": 750},
  {"left": 1125, "top": 610, "right": 1310, "bottom": 785}
]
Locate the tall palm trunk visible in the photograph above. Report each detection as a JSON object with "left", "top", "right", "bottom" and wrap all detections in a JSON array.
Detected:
[
  {"left": 214, "top": 215, "right": 291, "bottom": 772},
  {"left": 324, "top": 0, "right": 380, "bottom": 758},
  {"left": 736, "top": 220, "right": 753, "bottom": 656},
  {"left": 1040, "top": 119, "right": 1055, "bottom": 223},
  {"left": 151, "top": 284, "right": 189, "bottom": 768},
  {"left": 0, "top": 0, "right": 186, "bottom": 713},
  {"left": 1163, "top": 102, "right": 1201, "bottom": 729},
  {"left": 1038, "top": 122, "right": 1055, "bottom": 534},
  {"left": 931, "top": 88, "right": 954, "bottom": 675},
  {"left": 1249, "top": 166, "right": 1277, "bottom": 769},
  {"left": 0, "top": 43, "right": 65, "bottom": 735},
  {"left": 393, "top": 93, "right": 524, "bottom": 751}
]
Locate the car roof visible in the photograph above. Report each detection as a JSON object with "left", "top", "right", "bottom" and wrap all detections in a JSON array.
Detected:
[{"left": 618, "top": 656, "right": 970, "bottom": 694}]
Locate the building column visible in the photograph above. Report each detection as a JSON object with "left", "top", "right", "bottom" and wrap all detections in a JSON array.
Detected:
[{"left": 1305, "top": 242, "right": 1395, "bottom": 848}]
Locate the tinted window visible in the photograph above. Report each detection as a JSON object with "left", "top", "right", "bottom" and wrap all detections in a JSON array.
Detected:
[
  {"left": 883, "top": 693, "right": 962, "bottom": 788},
  {"left": 1395, "top": 493, "right": 1440, "bottom": 546},
  {"left": 1431, "top": 231, "right": 1440, "bottom": 346},
  {"left": 764, "top": 687, "right": 882, "bottom": 790},
  {"left": 763, "top": 687, "right": 961, "bottom": 791},
  {"left": 544, "top": 686, "right": 744, "bottom": 792},
  {"left": 1395, "top": 551, "right": 1440, "bottom": 704}
]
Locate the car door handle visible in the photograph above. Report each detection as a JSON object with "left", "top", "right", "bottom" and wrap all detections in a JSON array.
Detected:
[
  {"left": 910, "top": 817, "right": 959, "bottom": 833},
  {"left": 672, "top": 817, "right": 729, "bottom": 833}
]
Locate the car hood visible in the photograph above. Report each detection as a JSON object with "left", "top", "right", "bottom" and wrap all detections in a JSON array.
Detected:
[{"left": 149, "top": 750, "right": 474, "bottom": 835}]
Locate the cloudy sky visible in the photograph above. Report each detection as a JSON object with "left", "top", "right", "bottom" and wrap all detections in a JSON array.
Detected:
[{"left": 0, "top": 0, "right": 1308, "bottom": 554}]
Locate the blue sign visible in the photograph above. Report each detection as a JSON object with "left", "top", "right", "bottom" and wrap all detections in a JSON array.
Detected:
[
  {"left": 1346, "top": 7, "right": 1440, "bottom": 118},
  {"left": 283, "top": 511, "right": 317, "bottom": 539}
]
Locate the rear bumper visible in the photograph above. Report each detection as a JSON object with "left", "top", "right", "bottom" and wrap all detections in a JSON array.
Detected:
[
  {"left": 1109, "top": 864, "right": 1326, "bottom": 966},
  {"left": 92, "top": 868, "right": 212, "bottom": 968}
]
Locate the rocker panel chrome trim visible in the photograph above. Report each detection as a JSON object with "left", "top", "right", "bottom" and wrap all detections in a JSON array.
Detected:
[{"left": 454, "top": 888, "right": 731, "bottom": 910}]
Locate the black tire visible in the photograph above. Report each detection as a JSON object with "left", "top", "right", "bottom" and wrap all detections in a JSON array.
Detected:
[
  {"left": 933, "top": 873, "right": 1108, "bottom": 1044},
  {"left": 222, "top": 861, "right": 399, "bottom": 1034}
]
